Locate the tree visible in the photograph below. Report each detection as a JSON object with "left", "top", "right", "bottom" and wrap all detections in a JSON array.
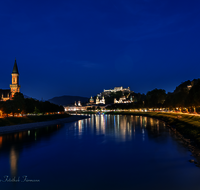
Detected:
[
  {"left": 164, "top": 92, "right": 174, "bottom": 110},
  {"left": 24, "top": 98, "right": 35, "bottom": 113},
  {"left": 2, "top": 100, "right": 15, "bottom": 117},
  {"left": 172, "top": 85, "right": 189, "bottom": 111},
  {"left": 105, "top": 91, "right": 123, "bottom": 104},
  {"left": 186, "top": 79, "right": 200, "bottom": 112},
  {"left": 12, "top": 92, "right": 26, "bottom": 115},
  {"left": 33, "top": 107, "right": 40, "bottom": 114},
  {"left": 145, "top": 89, "right": 166, "bottom": 108}
]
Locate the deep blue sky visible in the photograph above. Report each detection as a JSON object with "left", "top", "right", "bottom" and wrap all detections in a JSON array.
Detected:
[{"left": 0, "top": 0, "right": 200, "bottom": 100}]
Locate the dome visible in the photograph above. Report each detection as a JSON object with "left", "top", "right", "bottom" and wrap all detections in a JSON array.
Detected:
[{"left": 90, "top": 96, "right": 94, "bottom": 103}]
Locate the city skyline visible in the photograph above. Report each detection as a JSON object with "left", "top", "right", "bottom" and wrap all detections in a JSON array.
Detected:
[{"left": 0, "top": 0, "right": 200, "bottom": 100}]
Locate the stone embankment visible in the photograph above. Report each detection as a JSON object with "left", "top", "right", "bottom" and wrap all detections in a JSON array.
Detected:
[
  {"left": 0, "top": 115, "right": 90, "bottom": 135},
  {"left": 167, "top": 124, "right": 200, "bottom": 167}
]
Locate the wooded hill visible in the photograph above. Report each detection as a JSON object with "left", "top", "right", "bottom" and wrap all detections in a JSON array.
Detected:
[{"left": 48, "top": 95, "right": 89, "bottom": 106}]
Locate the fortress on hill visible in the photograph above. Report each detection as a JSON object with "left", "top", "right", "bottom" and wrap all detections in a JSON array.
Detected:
[
  {"left": 103, "top": 86, "right": 131, "bottom": 95},
  {"left": 0, "top": 59, "right": 20, "bottom": 101}
]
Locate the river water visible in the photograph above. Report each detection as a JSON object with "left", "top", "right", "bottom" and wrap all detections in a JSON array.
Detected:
[{"left": 0, "top": 114, "right": 200, "bottom": 190}]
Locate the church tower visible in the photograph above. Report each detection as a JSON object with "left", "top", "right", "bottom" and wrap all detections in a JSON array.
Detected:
[
  {"left": 96, "top": 96, "right": 100, "bottom": 104},
  {"left": 10, "top": 59, "right": 20, "bottom": 98}
]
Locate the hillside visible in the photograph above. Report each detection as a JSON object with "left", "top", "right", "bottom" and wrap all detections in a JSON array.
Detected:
[
  {"left": 173, "top": 79, "right": 199, "bottom": 94},
  {"left": 48, "top": 95, "right": 89, "bottom": 106}
]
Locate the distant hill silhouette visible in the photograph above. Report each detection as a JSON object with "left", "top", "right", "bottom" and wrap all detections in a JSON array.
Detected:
[
  {"left": 48, "top": 95, "right": 89, "bottom": 106},
  {"left": 173, "top": 79, "right": 199, "bottom": 94},
  {"left": 24, "top": 95, "right": 37, "bottom": 100}
]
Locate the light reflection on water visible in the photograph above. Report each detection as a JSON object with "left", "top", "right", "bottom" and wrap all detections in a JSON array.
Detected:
[
  {"left": 0, "top": 115, "right": 200, "bottom": 190},
  {"left": 75, "top": 115, "right": 164, "bottom": 143},
  {"left": 0, "top": 125, "right": 63, "bottom": 182}
]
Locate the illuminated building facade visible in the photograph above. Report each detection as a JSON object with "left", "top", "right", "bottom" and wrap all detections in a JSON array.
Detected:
[
  {"left": 89, "top": 96, "right": 94, "bottom": 104},
  {"left": 0, "top": 89, "right": 10, "bottom": 101},
  {"left": 96, "top": 96, "right": 105, "bottom": 104},
  {"left": 100, "top": 96, "right": 105, "bottom": 104},
  {"left": 103, "top": 86, "right": 132, "bottom": 95},
  {"left": 64, "top": 105, "right": 87, "bottom": 111},
  {"left": 65, "top": 101, "right": 86, "bottom": 111},
  {"left": 0, "top": 59, "right": 20, "bottom": 101},
  {"left": 114, "top": 95, "right": 133, "bottom": 104},
  {"left": 78, "top": 101, "right": 81, "bottom": 106},
  {"left": 187, "top": 85, "right": 192, "bottom": 90},
  {"left": 10, "top": 59, "right": 20, "bottom": 98},
  {"left": 96, "top": 96, "right": 100, "bottom": 104}
]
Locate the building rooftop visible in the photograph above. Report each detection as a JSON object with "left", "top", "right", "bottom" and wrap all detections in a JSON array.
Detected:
[{"left": 12, "top": 59, "right": 19, "bottom": 74}]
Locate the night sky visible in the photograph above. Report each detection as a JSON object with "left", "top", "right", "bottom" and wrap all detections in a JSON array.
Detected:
[{"left": 0, "top": 0, "right": 200, "bottom": 100}]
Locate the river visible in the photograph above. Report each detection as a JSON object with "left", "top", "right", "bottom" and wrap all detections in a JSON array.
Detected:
[{"left": 0, "top": 114, "right": 199, "bottom": 190}]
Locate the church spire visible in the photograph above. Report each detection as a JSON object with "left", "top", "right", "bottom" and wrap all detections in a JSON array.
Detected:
[
  {"left": 12, "top": 59, "right": 19, "bottom": 74},
  {"left": 10, "top": 59, "right": 20, "bottom": 98}
]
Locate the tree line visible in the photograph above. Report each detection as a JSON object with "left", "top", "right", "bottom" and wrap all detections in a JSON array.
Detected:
[
  {"left": 106, "top": 79, "right": 200, "bottom": 113},
  {"left": 0, "top": 92, "right": 64, "bottom": 117}
]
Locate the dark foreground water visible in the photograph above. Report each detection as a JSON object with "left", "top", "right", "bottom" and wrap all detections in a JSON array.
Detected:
[{"left": 0, "top": 114, "right": 200, "bottom": 190}]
